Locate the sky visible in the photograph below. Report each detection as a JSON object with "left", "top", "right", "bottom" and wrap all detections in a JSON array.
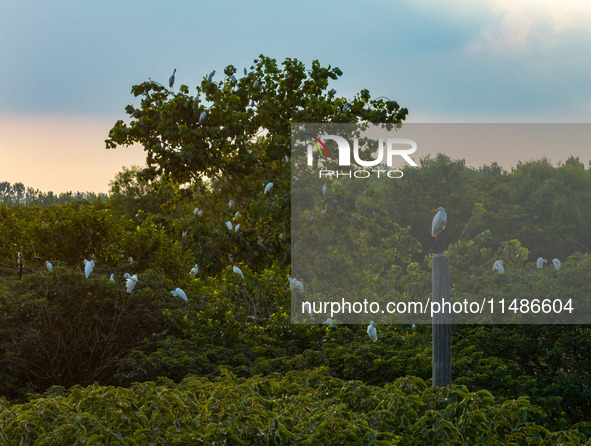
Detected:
[{"left": 1, "top": 0, "right": 591, "bottom": 193}]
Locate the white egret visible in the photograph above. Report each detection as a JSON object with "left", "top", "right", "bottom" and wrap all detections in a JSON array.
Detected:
[
  {"left": 264, "top": 182, "right": 273, "bottom": 194},
  {"left": 45, "top": 260, "right": 53, "bottom": 272},
  {"left": 431, "top": 207, "right": 447, "bottom": 252},
  {"left": 343, "top": 102, "right": 349, "bottom": 112},
  {"left": 193, "top": 207, "right": 200, "bottom": 216},
  {"left": 17, "top": 251, "right": 22, "bottom": 264},
  {"left": 109, "top": 273, "right": 115, "bottom": 282},
  {"left": 233, "top": 266, "right": 244, "bottom": 279},
  {"left": 243, "top": 67, "right": 248, "bottom": 76},
  {"left": 182, "top": 231, "right": 188, "bottom": 238},
  {"left": 284, "top": 155, "right": 289, "bottom": 163},
  {"left": 169, "top": 68, "right": 176, "bottom": 89},
  {"left": 279, "top": 233, "right": 284, "bottom": 239},
  {"left": 234, "top": 211, "right": 240, "bottom": 218},
  {"left": 288, "top": 277, "right": 304, "bottom": 293},
  {"left": 225, "top": 221, "right": 233, "bottom": 231},
  {"left": 328, "top": 88, "right": 336, "bottom": 95},
  {"left": 229, "top": 74, "right": 236, "bottom": 82},
  {"left": 552, "top": 258, "right": 561, "bottom": 270},
  {"left": 190, "top": 264, "right": 199, "bottom": 277},
  {"left": 322, "top": 183, "right": 327, "bottom": 195},
  {"left": 324, "top": 317, "right": 335, "bottom": 327},
  {"left": 253, "top": 79, "right": 259, "bottom": 88},
  {"left": 199, "top": 111, "right": 207, "bottom": 123},
  {"left": 84, "top": 259, "right": 95, "bottom": 279},
  {"left": 228, "top": 200, "right": 235, "bottom": 208},
  {"left": 129, "top": 257, "right": 134, "bottom": 264},
  {"left": 235, "top": 224, "right": 240, "bottom": 232},
  {"left": 537, "top": 257, "right": 547, "bottom": 269},
  {"left": 171, "top": 287, "right": 188, "bottom": 302},
  {"left": 492, "top": 260, "right": 504, "bottom": 274},
  {"left": 208, "top": 70, "right": 216, "bottom": 81},
  {"left": 125, "top": 273, "right": 138, "bottom": 293},
  {"left": 367, "top": 321, "right": 377, "bottom": 342}
]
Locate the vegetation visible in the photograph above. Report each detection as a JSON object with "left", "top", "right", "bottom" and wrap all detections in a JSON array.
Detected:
[{"left": 0, "top": 55, "right": 590, "bottom": 443}]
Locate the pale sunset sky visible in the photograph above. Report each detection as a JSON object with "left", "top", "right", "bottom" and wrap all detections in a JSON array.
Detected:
[{"left": 1, "top": 0, "right": 591, "bottom": 193}]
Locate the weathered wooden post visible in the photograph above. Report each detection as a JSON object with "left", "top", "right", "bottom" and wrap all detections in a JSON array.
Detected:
[{"left": 432, "top": 253, "right": 452, "bottom": 387}]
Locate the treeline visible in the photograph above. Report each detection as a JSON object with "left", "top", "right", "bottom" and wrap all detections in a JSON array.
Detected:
[{"left": 0, "top": 181, "right": 106, "bottom": 207}]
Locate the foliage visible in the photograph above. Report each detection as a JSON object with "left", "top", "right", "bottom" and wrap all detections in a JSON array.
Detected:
[{"left": 1, "top": 369, "right": 588, "bottom": 445}]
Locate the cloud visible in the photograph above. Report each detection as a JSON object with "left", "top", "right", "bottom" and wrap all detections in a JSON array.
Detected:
[{"left": 466, "top": 0, "right": 591, "bottom": 52}]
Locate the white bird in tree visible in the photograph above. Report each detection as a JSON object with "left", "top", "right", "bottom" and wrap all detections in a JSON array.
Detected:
[
  {"left": 343, "top": 102, "right": 349, "bottom": 112},
  {"left": 171, "top": 287, "right": 188, "bottom": 302},
  {"left": 492, "top": 260, "right": 504, "bottom": 274},
  {"left": 367, "top": 321, "right": 377, "bottom": 342},
  {"left": 190, "top": 264, "right": 199, "bottom": 277},
  {"left": 264, "top": 182, "right": 273, "bottom": 194},
  {"left": 431, "top": 207, "right": 447, "bottom": 252},
  {"left": 228, "top": 200, "right": 235, "bottom": 208},
  {"left": 129, "top": 257, "right": 134, "bottom": 264},
  {"left": 324, "top": 317, "right": 335, "bottom": 328},
  {"left": 84, "top": 259, "right": 95, "bottom": 279},
  {"left": 169, "top": 68, "right": 176, "bottom": 90},
  {"left": 199, "top": 111, "right": 207, "bottom": 123},
  {"left": 329, "top": 88, "right": 336, "bottom": 95},
  {"left": 208, "top": 70, "right": 216, "bottom": 81},
  {"left": 233, "top": 266, "right": 244, "bottom": 279},
  {"left": 235, "top": 224, "right": 240, "bottom": 232},
  {"left": 225, "top": 221, "right": 233, "bottom": 231},
  {"left": 284, "top": 155, "right": 289, "bottom": 163},
  {"left": 243, "top": 67, "right": 248, "bottom": 76},
  {"left": 110, "top": 274, "right": 115, "bottom": 282},
  {"left": 253, "top": 79, "right": 259, "bottom": 88},
  {"left": 288, "top": 277, "right": 304, "bottom": 293},
  {"left": 124, "top": 273, "right": 138, "bottom": 293},
  {"left": 552, "top": 258, "right": 561, "bottom": 270},
  {"left": 322, "top": 183, "right": 327, "bottom": 195},
  {"left": 537, "top": 257, "right": 547, "bottom": 269},
  {"left": 45, "top": 260, "right": 53, "bottom": 272},
  {"left": 194, "top": 207, "right": 200, "bottom": 216}
]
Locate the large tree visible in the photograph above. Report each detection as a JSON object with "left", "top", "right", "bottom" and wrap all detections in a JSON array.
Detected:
[{"left": 106, "top": 55, "right": 408, "bottom": 273}]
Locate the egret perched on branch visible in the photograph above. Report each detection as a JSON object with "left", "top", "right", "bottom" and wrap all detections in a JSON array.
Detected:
[
  {"left": 324, "top": 317, "right": 335, "bottom": 328},
  {"left": 169, "top": 68, "right": 176, "bottom": 90},
  {"left": 171, "top": 287, "right": 188, "bottom": 302},
  {"left": 109, "top": 274, "right": 115, "bottom": 282},
  {"left": 492, "top": 260, "right": 504, "bottom": 274},
  {"left": 431, "top": 207, "right": 447, "bottom": 252},
  {"left": 199, "top": 111, "right": 207, "bottom": 123},
  {"left": 264, "top": 182, "right": 273, "bottom": 194},
  {"left": 84, "top": 259, "right": 95, "bottom": 279},
  {"left": 552, "top": 258, "right": 561, "bottom": 270},
  {"left": 537, "top": 257, "right": 547, "bottom": 269},
  {"left": 208, "top": 70, "right": 216, "bottom": 81},
  {"left": 129, "top": 257, "right": 134, "bottom": 264},
  {"left": 322, "top": 183, "right": 327, "bottom": 195},
  {"left": 124, "top": 273, "right": 138, "bottom": 293},
  {"left": 233, "top": 266, "right": 244, "bottom": 279},
  {"left": 225, "top": 221, "right": 233, "bottom": 231},
  {"left": 45, "top": 261, "right": 53, "bottom": 272},
  {"left": 288, "top": 277, "right": 304, "bottom": 293},
  {"left": 228, "top": 200, "right": 234, "bottom": 208},
  {"left": 367, "top": 321, "right": 377, "bottom": 342},
  {"left": 235, "top": 224, "right": 240, "bottom": 232},
  {"left": 243, "top": 67, "right": 248, "bottom": 76},
  {"left": 253, "top": 79, "right": 259, "bottom": 88},
  {"left": 284, "top": 155, "right": 289, "bottom": 163},
  {"left": 190, "top": 264, "right": 199, "bottom": 277}
]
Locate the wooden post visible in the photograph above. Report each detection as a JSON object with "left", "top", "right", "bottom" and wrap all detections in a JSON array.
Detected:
[{"left": 432, "top": 254, "right": 452, "bottom": 387}]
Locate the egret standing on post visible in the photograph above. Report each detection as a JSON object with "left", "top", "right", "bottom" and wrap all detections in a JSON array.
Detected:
[
  {"left": 169, "top": 68, "right": 176, "bottom": 90},
  {"left": 431, "top": 207, "right": 447, "bottom": 253}
]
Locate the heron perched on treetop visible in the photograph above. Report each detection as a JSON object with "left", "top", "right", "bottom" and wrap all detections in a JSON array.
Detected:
[{"left": 169, "top": 68, "right": 176, "bottom": 90}]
